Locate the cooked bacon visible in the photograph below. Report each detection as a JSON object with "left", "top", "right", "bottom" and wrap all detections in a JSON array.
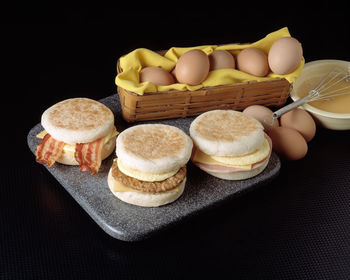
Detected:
[
  {"left": 35, "top": 134, "right": 65, "bottom": 167},
  {"left": 74, "top": 138, "right": 104, "bottom": 175}
]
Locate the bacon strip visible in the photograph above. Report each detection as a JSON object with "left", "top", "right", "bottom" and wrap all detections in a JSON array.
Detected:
[
  {"left": 74, "top": 138, "right": 104, "bottom": 175},
  {"left": 35, "top": 134, "right": 65, "bottom": 167}
]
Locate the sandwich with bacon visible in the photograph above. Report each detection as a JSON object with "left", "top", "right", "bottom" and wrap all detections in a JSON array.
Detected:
[
  {"left": 108, "top": 124, "right": 193, "bottom": 207},
  {"left": 35, "top": 97, "right": 118, "bottom": 175},
  {"left": 190, "top": 110, "right": 272, "bottom": 180}
]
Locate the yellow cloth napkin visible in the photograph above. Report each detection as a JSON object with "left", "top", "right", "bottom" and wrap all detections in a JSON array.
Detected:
[{"left": 115, "top": 27, "right": 304, "bottom": 95}]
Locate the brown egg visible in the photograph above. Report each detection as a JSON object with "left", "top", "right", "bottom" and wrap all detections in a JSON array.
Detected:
[
  {"left": 175, "top": 49, "right": 210, "bottom": 85},
  {"left": 243, "top": 105, "right": 279, "bottom": 131},
  {"left": 280, "top": 108, "right": 316, "bottom": 142},
  {"left": 209, "top": 50, "right": 235, "bottom": 70},
  {"left": 236, "top": 47, "right": 269, "bottom": 77},
  {"left": 171, "top": 67, "right": 177, "bottom": 82},
  {"left": 139, "top": 66, "right": 175, "bottom": 86},
  {"left": 268, "top": 126, "right": 308, "bottom": 161},
  {"left": 268, "top": 37, "right": 303, "bottom": 75}
]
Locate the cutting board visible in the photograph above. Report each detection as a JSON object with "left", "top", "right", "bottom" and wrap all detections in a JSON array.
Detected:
[{"left": 27, "top": 94, "right": 281, "bottom": 241}]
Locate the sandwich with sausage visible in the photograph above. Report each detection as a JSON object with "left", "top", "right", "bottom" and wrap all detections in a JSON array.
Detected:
[{"left": 108, "top": 124, "right": 193, "bottom": 207}]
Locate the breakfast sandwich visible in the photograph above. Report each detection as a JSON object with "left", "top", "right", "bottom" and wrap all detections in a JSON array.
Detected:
[
  {"left": 108, "top": 124, "right": 193, "bottom": 207},
  {"left": 35, "top": 98, "right": 118, "bottom": 175},
  {"left": 190, "top": 110, "right": 272, "bottom": 180}
]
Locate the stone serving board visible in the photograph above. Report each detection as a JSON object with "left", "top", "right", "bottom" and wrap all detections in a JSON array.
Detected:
[{"left": 27, "top": 94, "right": 281, "bottom": 242}]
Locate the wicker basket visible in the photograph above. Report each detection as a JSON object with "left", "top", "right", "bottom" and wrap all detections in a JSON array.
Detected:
[{"left": 116, "top": 57, "right": 291, "bottom": 122}]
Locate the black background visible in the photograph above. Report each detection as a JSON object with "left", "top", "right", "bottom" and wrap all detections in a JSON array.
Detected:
[{"left": 2, "top": 4, "right": 350, "bottom": 279}]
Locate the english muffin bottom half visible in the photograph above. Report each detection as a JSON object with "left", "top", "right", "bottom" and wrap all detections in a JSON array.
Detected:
[{"left": 108, "top": 124, "right": 193, "bottom": 207}]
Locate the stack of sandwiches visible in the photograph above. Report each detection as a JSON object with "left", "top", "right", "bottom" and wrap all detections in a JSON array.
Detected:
[
  {"left": 190, "top": 110, "right": 272, "bottom": 180},
  {"left": 108, "top": 124, "right": 193, "bottom": 207},
  {"left": 35, "top": 98, "right": 118, "bottom": 175}
]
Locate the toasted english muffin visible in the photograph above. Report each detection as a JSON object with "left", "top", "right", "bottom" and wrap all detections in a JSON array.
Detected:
[
  {"left": 36, "top": 97, "right": 117, "bottom": 174},
  {"left": 109, "top": 124, "right": 192, "bottom": 207},
  {"left": 189, "top": 110, "right": 264, "bottom": 157},
  {"left": 116, "top": 124, "right": 193, "bottom": 174},
  {"left": 41, "top": 97, "right": 115, "bottom": 145},
  {"left": 190, "top": 110, "right": 271, "bottom": 180}
]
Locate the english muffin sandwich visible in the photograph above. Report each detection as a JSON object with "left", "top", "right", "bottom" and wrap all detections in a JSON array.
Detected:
[
  {"left": 190, "top": 110, "right": 272, "bottom": 180},
  {"left": 108, "top": 124, "right": 193, "bottom": 207},
  {"left": 35, "top": 98, "right": 118, "bottom": 175}
]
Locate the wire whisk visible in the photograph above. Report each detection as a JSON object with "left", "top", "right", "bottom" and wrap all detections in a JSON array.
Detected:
[{"left": 272, "top": 66, "right": 350, "bottom": 120}]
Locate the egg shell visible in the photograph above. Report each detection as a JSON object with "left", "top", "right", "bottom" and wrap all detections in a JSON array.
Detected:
[
  {"left": 139, "top": 66, "right": 175, "bottom": 86},
  {"left": 209, "top": 50, "right": 235, "bottom": 70},
  {"left": 175, "top": 49, "right": 210, "bottom": 86},
  {"left": 268, "top": 37, "right": 303, "bottom": 75},
  {"left": 236, "top": 47, "right": 269, "bottom": 77},
  {"left": 243, "top": 105, "right": 279, "bottom": 131},
  {"left": 268, "top": 126, "right": 308, "bottom": 161},
  {"left": 280, "top": 108, "right": 316, "bottom": 142},
  {"left": 171, "top": 67, "right": 178, "bottom": 82}
]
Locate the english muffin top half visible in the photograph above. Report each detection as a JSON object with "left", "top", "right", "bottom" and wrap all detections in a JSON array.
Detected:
[
  {"left": 41, "top": 98, "right": 115, "bottom": 145},
  {"left": 190, "top": 110, "right": 264, "bottom": 157},
  {"left": 116, "top": 124, "right": 193, "bottom": 174}
]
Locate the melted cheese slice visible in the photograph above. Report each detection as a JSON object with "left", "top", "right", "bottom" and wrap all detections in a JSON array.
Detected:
[
  {"left": 192, "top": 138, "right": 270, "bottom": 170},
  {"left": 117, "top": 158, "right": 179, "bottom": 182},
  {"left": 36, "top": 127, "right": 119, "bottom": 155},
  {"left": 113, "top": 179, "right": 143, "bottom": 193}
]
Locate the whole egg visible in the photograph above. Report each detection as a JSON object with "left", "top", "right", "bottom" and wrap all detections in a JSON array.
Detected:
[
  {"left": 280, "top": 108, "right": 316, "bottom": 142},
  {"left": 209, "top": 50, "right": 235, "bottom": 70},
  {"left": 268, "top": 126, "right": 308, "bottom": 161},
  {"left": 175, "top": 49, "right": 210, "bottom": 86},
  {"left": 243, "top": 105, "right": 279, "bottom": 131},
  {"left": 236, "top": 47, "right": 269, "bottom": 77},
  {"left": 139, "top": 66, "right": 175, "bottom": 86},
  {"left": 268, "top": 37, "right": 303, "bottom": 75}
]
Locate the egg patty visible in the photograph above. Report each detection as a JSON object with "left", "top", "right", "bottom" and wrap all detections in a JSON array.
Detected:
[{"left": 117, "top": 158, "right": 179, "bottom": 182}]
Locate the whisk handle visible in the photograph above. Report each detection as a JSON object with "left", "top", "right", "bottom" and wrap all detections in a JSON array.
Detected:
[{"left": 272, "top": 96, "right": 309, "bottom": 119}]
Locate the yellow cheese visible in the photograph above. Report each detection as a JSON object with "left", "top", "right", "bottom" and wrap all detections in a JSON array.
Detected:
[
  {"left": 36, "top": 127, "right": 119, "bottom": 155},
  {"left": 36, "top": 130, "right": 48, "bottom": 139},
  {"left": 113, "top": 179, "right": 143, "bottom": 193}
]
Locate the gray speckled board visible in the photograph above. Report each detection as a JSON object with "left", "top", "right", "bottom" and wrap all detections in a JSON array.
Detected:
[{"left": 27, "top": 94, "right": 281, "bottom": 242}]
